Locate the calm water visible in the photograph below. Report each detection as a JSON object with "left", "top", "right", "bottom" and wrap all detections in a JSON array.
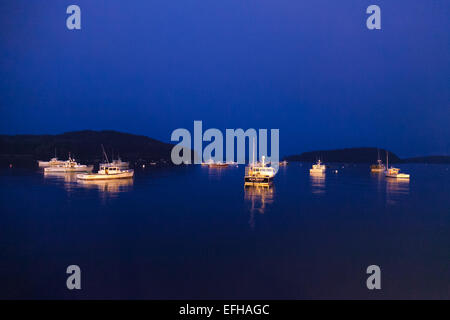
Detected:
[{"left": 0, "top": 164, "right": 449, "bottom": 299}]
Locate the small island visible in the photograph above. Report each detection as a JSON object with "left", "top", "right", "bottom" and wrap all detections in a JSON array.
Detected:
[{"left": 284, "top": 147, "right": 450, "bottom": 164}]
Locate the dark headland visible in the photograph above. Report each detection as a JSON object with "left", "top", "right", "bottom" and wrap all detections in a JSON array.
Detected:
[
  {"left": 0, "top": 130, "right": 176, "bottom": 167},
  {"left": 284, "top": 147, "right": 450, "bottom": 164}
]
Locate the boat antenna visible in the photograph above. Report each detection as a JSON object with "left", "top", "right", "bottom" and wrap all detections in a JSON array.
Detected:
[{"left": 101, "top": 144, "right": 110, "bottom": 163}]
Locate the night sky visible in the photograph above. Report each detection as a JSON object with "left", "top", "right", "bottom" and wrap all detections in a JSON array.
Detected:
[{"left": 0, "top": 1, "right": 449, "bottom": 157}]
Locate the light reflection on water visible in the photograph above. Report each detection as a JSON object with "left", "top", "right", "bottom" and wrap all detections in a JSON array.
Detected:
[
  {"left": 244, "top": 186, "right": 274, "bottom": 229},
  {"left": 44, "top": 171, "right": 134, "bottom": 195},
  {"left": 310, "top": 172, "right": 325, "bottom": 194},
  {"left": 386, "top": 178, "right": 410, "bottom": 205},
  {"left": 77, "top": 178, "right": 134, "bottom": 195},
  {"left": 1, "top": 164, "right": 450, "bottom": 299}
]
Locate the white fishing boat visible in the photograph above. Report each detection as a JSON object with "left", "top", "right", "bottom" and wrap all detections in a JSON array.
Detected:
[
  {"left": 77, "top": 165, "right": 134, "bottom": 180},
  {"left": 385, "top": 153, "right": 410, "bottom": 179},
  {"left": 310, "top": 159, "right": 326, "bottom": 174},
  {"left": 77, "top": 145, "right": 133, "bottom": 180},
  {"left": 38, "top": 157, "right": 65, "bottom": 168},
  {"left": 44, "top": 156, "right": 93, "bottom": 173},
  {"left": 244, "top": 156, "right": 276, "bottom": 187}
]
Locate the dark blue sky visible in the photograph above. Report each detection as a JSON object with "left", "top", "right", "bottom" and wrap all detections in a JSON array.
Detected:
[{"left": 0, "top": 0, "right": 449, "bottom": 157}]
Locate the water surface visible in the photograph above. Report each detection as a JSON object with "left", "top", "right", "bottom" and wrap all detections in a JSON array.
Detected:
[{"left": 0, "top": 164, "right": 449, "bottom": 299}]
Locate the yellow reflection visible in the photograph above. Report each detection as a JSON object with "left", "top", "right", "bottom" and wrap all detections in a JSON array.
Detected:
[
  {"left": 244, "top": 186, "right": 274, "bottom": 229},
  {"left": 310, "top": 172, "right": 325, "bottom": 194},
  {"left": 44, "top": 172, "right": 79, "bottom": 192},
  {"left": 77, "top": 178, "right": 134, "bottom": 194},
  {"left": 386, "top": 178, "right": 410, "bottom": 204},
  {"left": 44, "top": 172, "right": 78, "bottom": 182}
]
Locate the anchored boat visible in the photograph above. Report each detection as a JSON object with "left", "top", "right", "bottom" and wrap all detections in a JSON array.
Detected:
[
  {"left": 384, "top": 153, "right": 410, "bottom": 179},
  {"left": 244, "top": 156, "right": 276, "bottom": 187},
  {"left": 201, "top": 159, "right": 229, "bottom": 168},
  {"left": 78, "top": 145, "right": 134, "bottom": 180},
  {"left": 310, "top": 159, "right": 326, "bottom": 174},
  {"left": 371, "top": 159, "right": 386, "bottom": 172},
  {"left": 371, "top": 150, "right": 386, "bottom": 172},
  {"left": 77, "top": 165, "right": 134, "bottom": 180}
]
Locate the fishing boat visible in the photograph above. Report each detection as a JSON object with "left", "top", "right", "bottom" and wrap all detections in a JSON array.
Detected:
[
  {"left": 44, "top": 156, "right": 93, "bottom": 173},
  {"left": 38, "top": 157, "right": 65, "bottom": 168},
  {"left": 244, "top": 156, "right": 276, "bottom": 187},
  {"left": 310, "top": 159, "right": 326, "bottom": 174},
  {"left": 77, "top": 145, "right": 134, "bottom": 180},
  {"left": 385, "top": 153, "right": 410, "bottom": 179},
  {"left": 370, "top": 150, "right": 386, "bottom": 172},
  {"left": 76, "top": 165, "right": 134, "bottom": 180}
]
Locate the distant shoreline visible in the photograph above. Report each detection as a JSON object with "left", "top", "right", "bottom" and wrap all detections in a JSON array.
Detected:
[
  {"left": 1, "top": 132, "right": 449, "bottom": 166},
  {"left": 285, "top": 147, "right": 450, "bottom": 164}
]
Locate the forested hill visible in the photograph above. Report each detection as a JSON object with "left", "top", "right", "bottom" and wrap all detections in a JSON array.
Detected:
[{"left": 0, "top": 130, "right": 176, "bottom": 166}]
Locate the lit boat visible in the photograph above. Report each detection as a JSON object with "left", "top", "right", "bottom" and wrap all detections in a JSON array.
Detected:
[
  {"left": 201, "top": 159, "right": 214, "bottom": 166},
  {"left": 279, "top": 160, "right": 288, "bottom": 166},
  {"left": 371, "top": 150, "right": 386, "bottom": 172},
  {"left": 371, "top": 159, "right": 386, "bottom": 172},
  {"left": 309, "top": 159, "right": 326, "bottom": 174},
  {"left": 44, "top": 157, "right": 93, "bottom": 173},
  {"left": 385, "top": 167, "right": 410, "bottom": 179},
  {"left": 202, "top": 159, "right": 229, "bottom": 167},
  {"left": 244, "top": 156, "right": 276, "bottom": 187},
  {"left": 38, "top": 157, "right": 65, "bottom": 168},
  {"left": 77, "top": 165, "right": 134, "bottom": 180},
  {"left": 209, "top": 162, "right": 229, "bottom": 168},
  {"left": 384, "top": 152, "right": 410, "bottom": 179}
]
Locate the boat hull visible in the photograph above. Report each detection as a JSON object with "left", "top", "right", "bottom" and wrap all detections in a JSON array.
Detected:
[
  {"left": 244, "top": 176, "right": 273, "bottom": 187},
  {"left": 77, "top": 170, "right": 134, "bottom": 180},
  {"left": 209, "top": 164, "right": 229, "bottom": 168},
  {"left": 386, "top": 173, "right": 410, "bottom": 179},
  {"left": 310, "top": 168, "right": 325, "bottom": 174}
]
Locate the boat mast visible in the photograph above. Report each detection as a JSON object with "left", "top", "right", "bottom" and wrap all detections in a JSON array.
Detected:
[
  {"left": 386, "top": 151, "right": 389, "bottom": 170},
  {"left": 101, "top": 144, "right": 110, "bottom": 164}
]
